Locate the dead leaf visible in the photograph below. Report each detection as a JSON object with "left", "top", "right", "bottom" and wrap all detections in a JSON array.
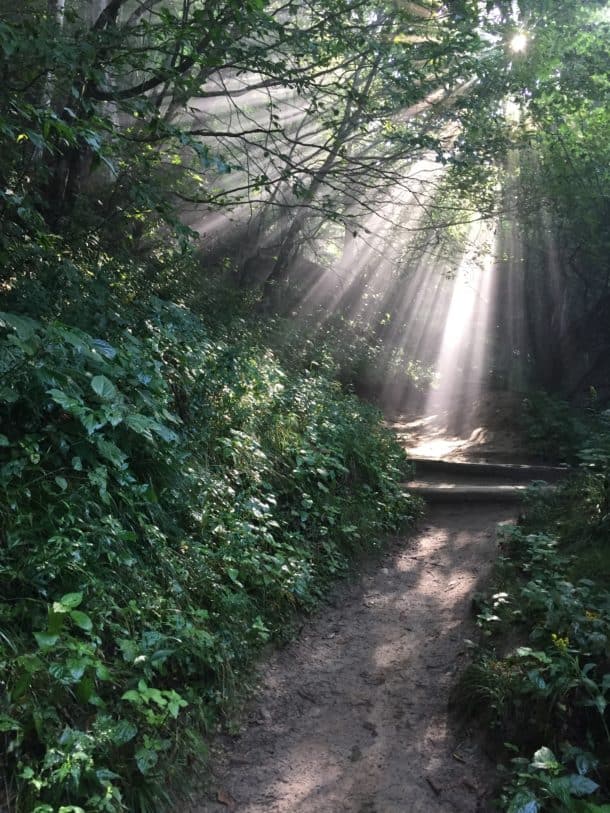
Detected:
[{"left": 217, "top": 788, "right": 237, "bottom": 809}]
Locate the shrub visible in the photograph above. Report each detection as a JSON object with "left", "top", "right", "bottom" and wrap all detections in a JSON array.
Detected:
[{"left": 0, "top": 302, "right": 419, "bottom": 811}]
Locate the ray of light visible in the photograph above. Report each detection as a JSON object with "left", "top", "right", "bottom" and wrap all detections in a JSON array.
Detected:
[{"left": 423, "top": 220, "right": 497, "bottom": 435}]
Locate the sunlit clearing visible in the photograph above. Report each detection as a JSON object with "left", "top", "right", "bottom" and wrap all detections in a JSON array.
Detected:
[{"left": 510, "top": 32, "right": 527, "bottom": 53}]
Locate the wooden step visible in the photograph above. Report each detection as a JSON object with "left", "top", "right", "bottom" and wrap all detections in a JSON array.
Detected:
[
  {"left": 406, "top": 483, "right": 540, "bottom": 503},
  {"left": 410, "top": 457, "right": 570, "bottom": 483}
]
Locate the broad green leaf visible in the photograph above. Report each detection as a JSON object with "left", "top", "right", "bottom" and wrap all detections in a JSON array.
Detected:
[
  {"left": 54, "top": 476, "right": 68, "bottom": 491},
  {"left": 531, "top": 746, "right": 559, "bottom": 770},
  {"left": 79, "top": 410, "right": 104, "bottom": 435},
  {"left": 0, "top": 311, "right": 38, "bottom": 339},
  {"left": 96, "top": 438, "right": 127, "bottom": 468},
  {"left": 110, "top": 720, "right": 137, "bottom": 746},
  {"left": 60, "top": 592, "right": 83, "bottom": 609},
  {"left": 34, "top": 632, "right": 59, "bottom": 648},
  {"left": 568, "top": 774, "right": 599, "bottom": 796},
  {"left": 91, "top": 375, "right": 118, "bottom": 401},
  {"left": 508, "top": 790, "right": 540, "bottom": 813},
  {"left": 47, "top": 388, "right": 82, "bottom": 412},
  {"left": 65, "top": 658, "right": 87, "bottom": 682},
  {"left": 125, "top": 413, "right": 154, "bottom": 439},
  {"left": 135, "top": 746, "right": 158, "bottom": 774},
  {"left": 167, "top": 694, "right": 188, "bottom": 718},
  {"left": 0, "top": 434, "right": 9, "bottom": 447},
  {"left": 0, "top": 714, "right": 22, "bottom": 732},
  {"left": 70, "top": 610, "right": 93, "bottom": 631},
  {"left": 95, "top": 663, "right": 111, "bottom": 681},
  {"left": 91, "top": 338, "right": 117, "bottom": 359},
  {"left": 150, "top": 421, "right": 179, "bottom": 443},
  {"left": 0, "top": 387, "right": 18, "bottom": 404}
]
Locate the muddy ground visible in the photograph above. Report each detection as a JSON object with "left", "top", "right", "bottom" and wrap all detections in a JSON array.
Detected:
[{"left": 185, "top": 502, "right": 516, "bottom": 813}]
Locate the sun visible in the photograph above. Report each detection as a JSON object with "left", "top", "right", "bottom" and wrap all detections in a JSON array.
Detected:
[{"left": 510, "top": 33, "right": 528, "bottom": 53}]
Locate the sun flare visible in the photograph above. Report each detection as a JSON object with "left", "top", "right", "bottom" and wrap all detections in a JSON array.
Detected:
[{"left": 510, "top": 32, "right": 528, "bottom": 53}]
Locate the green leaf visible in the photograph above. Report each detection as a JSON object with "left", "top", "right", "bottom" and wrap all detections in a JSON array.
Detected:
[
  {"left": 227, "top": 568, "right": 240, "bottom": 583},
  {"left": 167, "top": 692, "right": 188, "bottom": 718},
  {"left": 34, "top": 632, "right": 59, "bottom": 648},
  {"left": 531, "top": 746, "right": 559, "bottom": 770},
  {"left": 79, "top": 410, "right": 104, "bottom": 435},
  {"left": 91, "top": 338, "right": 117, "bottom": 359},
  {"left": 47, "top": 388, "right": 82, "bottom": 412},
  {"left": 70, "top": 610, "right": 93, "bottom": 631},
  {"left": 0, "top": 311, "right": 38, "bottom": 339},
  {"left": 96, "top": 438, "right": 127, "bottom": 468},
  {"left": 95, "top": 663, "right": 111, "bottom": 681},
  {"left": 0, "top": 386, "right": 18, "bottom": 404},
  {"left": 60, "top": 592, "right": 83, "bottom": 609},
  {"left": 110, "top": 720, "right": 137, "bottom": 746},
  {"left": 135, "top": 746, "right": 158, "bottom": 774},
  {"left": 65, "top": 658, "right": 87, "bottom": 682},
  {"left": 0, "top": 714, "right": 22, "bottom": 732},
  {"left": 91, "top": 375, "right": 118, "bottom": 401},
  {"left": 150, "top": 421, "right": 179, "bottom": 443},
  {"left": 125, "top": 413, "right": 154, "bottom": 439},
  {"left": 0, "top": 434, "right": 9, "bottom": 447},
  {"left": 568, "top": 774, "right": 599, "bottom": 797},
  {"left": 54, "top": 476, "right": 68, "bottom": 491},
  {"left": 508, "top": 791, "right": 540, "bottom": 813}
]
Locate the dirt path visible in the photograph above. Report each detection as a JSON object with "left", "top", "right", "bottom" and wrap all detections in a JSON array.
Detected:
[{"left": 186, "top": 502, "right": 517, "bottom": 813}]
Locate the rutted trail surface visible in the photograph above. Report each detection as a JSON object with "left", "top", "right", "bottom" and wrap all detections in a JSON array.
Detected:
[{"left": 188, "top": 503, "right": 517, "bottom": 813}]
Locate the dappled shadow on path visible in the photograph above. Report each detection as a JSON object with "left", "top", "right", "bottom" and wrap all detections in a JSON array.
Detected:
[
  {"left": 387, "top": 390, "right": 533, "bottom": 464},
  {"left": 186, "top": 504, "right": 516, "bottom": 813}
]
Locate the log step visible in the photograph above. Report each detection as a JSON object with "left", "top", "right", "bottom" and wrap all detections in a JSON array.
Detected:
[
  {"left": 410, "top": 457, "right": 570, "bottom": 482},
  {"left": 406, "top": 483, "right": 541, "bottom": 503}
]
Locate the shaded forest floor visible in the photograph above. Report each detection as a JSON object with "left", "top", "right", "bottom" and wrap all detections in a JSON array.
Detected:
[{"left": 184, "top": 444, "right": 521, "bottom": 811}]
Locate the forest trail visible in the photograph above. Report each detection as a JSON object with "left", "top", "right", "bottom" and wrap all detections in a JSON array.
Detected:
[{"left": 183, "top": 450, "right": 562, "bottom": 813}]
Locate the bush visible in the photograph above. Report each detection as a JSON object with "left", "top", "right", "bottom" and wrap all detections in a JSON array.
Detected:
[
  {"left": 459, "top": 489, "right": 610, "bottom": 811},
  {"left": 522, "top": 392, "right": 589, "bottom": 463},
  {"left": 0, "top": 302, "right": 420, "bottom": 811}
]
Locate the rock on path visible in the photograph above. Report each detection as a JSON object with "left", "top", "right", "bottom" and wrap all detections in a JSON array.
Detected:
[{"left": 185, "top": 503, "right": 516, "bottom": 813}]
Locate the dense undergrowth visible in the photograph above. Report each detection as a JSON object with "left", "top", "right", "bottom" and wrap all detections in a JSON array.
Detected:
[
  {"left": 0, "top": 276, "right": 420, "bottom": 811},
  {"left": 460, "top": 407, "right": 610, "bottom": 812}
]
